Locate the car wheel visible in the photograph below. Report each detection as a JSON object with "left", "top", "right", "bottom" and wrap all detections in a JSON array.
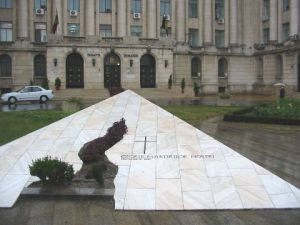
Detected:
[
  {"left": 8, "top": 97, "right": 17, "bottom": 104},
  {"left": 40, "top": 95, "right": 48, "bottom": 103}
]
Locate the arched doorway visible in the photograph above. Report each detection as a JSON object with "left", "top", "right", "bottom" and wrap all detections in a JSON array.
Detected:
[
  {"left": 66, "top": 53, "right": 84, "bottom": 88},
  {"left": 104, "top": 53, "right": 121, "bottom": 88},
  {"left": 140, "top": 54, "right": 156, "bottom": 88}
]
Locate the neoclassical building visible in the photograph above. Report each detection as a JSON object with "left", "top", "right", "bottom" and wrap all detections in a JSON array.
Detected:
[{"left": 0, "top": 0, "right": 299, "bottom": 94}]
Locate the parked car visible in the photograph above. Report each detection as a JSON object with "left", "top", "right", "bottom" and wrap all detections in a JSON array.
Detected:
[{"left": 1, "top": 86, "right": 54, "bottom": 104}]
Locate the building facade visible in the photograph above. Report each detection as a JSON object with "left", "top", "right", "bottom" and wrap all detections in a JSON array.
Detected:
[{"left": 0, "top": 0, "right": 299, "bottom": 94}]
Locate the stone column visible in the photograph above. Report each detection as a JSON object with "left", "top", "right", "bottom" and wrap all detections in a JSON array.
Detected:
[
  {"left": 204, "top": 0, "right": 212, "bottom": 45},
  {"left": 147, "top": 0, "right": 156, "bottom": 38},
  {"left": 229, "top": 0, "right": 237, "bottom": 45},
  {"left": 117, "top": 0, "right": 126, "bottom": 37},
  {"left": 17, "top": 0, "right": 28, "bottom": 39},
  {"left": 53, "top": 0, "right": 63, "bottom": 35},
  {"left": 176, "top": 0, "right": 185, "bottom": 42},
  {"left": 86, "top": 0, "right": 95, "bottom": 35},
  {"left": 290, "top": 0, "right": 299, "bottom": 36},
  {"left": 269, "top": 0, "right": 278, "bottom": 42}
]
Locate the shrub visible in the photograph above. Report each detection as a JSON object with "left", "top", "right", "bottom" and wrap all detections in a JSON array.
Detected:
[
  {"left": 181, "top": 78, "right": 185, "bottom": 93},
  {"left": 55, "top": 77, "right": 61, "bottom": 90},
  {"left": 193, "top": 82, "right": 200, "bottom": 97},
  {"left": 218, "top": 92, "right": 231, "bottom": 99},
  {"left": 78, "top": 118, "right": 128, "bottom": 164},
  {"left": 253, "top": 99, "right": 300, "bottom": 119},
  {"left": 29, "top": 156, "right": 74, "bottom": 185},
  {"left": 168, "top": 75, "right": 172, "bottom": 89}
]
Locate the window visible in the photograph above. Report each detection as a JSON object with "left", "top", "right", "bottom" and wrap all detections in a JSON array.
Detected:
[
  {"left": 215, "top": 0, "right": 224, "bottom": 19},
  {"left": 218, "top": 58, "right": 228, "bottom": 77},
  {"left": 34, "top": 55, "right": 46, "bottom": 77},
  {"left": 68, "top": 23, "right": 80, "bottom": 36},
  {"left": 0, "top": 0, "right": 11, "bottom": 8},
  {"left": 34, "top": 0, "right": 46, "bottom": 9},
  {"left": 100, "top": 0, "right": 111, "bottom": 13},
  {"left": 282, "top": 0, "right": 290, "bottom": 11},
  {"left": 0, "top": 22, "right": 12, "bottom": 42},
  {"left": 100, "top": 24, "right": 112, "bottom": 37},
  {"left": 263, "top": 0, "right": 270, "bottom": 18},
  {"left": 282, "top": 23, "right": 290, "bottom": 41},
  {"left": 215, "top": 30, "right": 225, "bottom": 48},
  {"left": 160, "top": 0, "right": 171, "bottom": 16},
  {"left": 31, "top": 87, "right": 42, "bottom": 92},
  {"left": 34, "top": 23, "right": 47, "bottom": 43},
  {"left": 276, "top": 55, "right": 283, "bottom": 81},
  {"left": 263, "top": 28, "right": 269, "bottom": 43},
  {"left": 0, "top": 54, "right": 11, "bottom": 77},
  {"left": 131, "top": 0, "right": 141, "bottom": 13},
  {"left": 189, "top": 0, "right": 198, "bottom": 18},
  {"left": 131, "top": 26, "right": 142, "bottom": 37},
  {"left": 189, "top": 29, "right": 199, "bottom": 46},
  {"left": 68, "top": 0, "right": 79, "bottom": 11},
  {"left": 191, "top": 57, "right": 201, "bottom": 78}
]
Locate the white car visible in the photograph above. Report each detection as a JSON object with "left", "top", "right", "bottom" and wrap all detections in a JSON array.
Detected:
[{"left": 1, "top": 86, "right": 54, "bottom": 104}]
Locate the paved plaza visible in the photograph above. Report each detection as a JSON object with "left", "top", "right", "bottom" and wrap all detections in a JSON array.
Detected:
[{"left": 0, "top": 90, "right": 299, "bottom": 210}]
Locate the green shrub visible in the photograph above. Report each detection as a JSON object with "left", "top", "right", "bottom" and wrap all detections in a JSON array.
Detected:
[
  {"left": 193, "top": 82, "right": 200, "bottom": 97},
  {"left": 253, "top": 99, "right": 300, "bottom": 119},
  {"left": 181, "top": 78, "right": 185, "bottom": 93},
  {"left": 218, "top": 92, "right": 231, "bottom": 99},
  {"left": 29, "top": 156, "right": 74, "bottom": 185}
]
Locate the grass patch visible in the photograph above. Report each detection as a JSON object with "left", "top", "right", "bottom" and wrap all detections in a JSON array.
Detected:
[
  {"left": 160, "top": 105, "right": 243, "bottom": 125},
  {"left": 0, "top": 110, "right": 72, "bottom": 146},
  {"left": 249, "top": 99, "right": 300, "bottom": 119}
]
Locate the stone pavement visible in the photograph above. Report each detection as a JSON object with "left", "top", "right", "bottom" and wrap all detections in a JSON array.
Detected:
[
  {"left": 0, "top": 90, "right": 299, "bottom": 210},
  {"left": 0, "top": 119, "right": 300, "bottom": 225}
]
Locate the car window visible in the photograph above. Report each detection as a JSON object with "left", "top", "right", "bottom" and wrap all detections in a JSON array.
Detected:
[
  {"left": 31, "top": 87, "right": 42, "bottom": 92},
  {"left": 20, "top": 87, "right": 30, "bottom": 93}
]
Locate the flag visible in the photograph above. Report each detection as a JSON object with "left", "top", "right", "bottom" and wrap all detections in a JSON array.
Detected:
[{"left": 52, "top": 10, "right": 59, "bottom": 34}]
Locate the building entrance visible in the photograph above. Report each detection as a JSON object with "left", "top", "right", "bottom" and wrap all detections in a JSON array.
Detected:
[
  {"left": 140, "top": 54, "right": 156, "bottom": 88},
  {"left": 104, "top": 53, "right": 121, "bottom": 88},
  {"left": 66, "top": 53, "right": 84, "bottom": 88}
]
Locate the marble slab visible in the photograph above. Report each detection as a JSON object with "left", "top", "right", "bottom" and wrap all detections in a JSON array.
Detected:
[{"left": 1, "top": 90, "right": 300, "bottom": 210}]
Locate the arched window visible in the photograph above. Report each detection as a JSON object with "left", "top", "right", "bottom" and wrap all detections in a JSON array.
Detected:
[
  {"left": 276, "top": 55, "right": 283, "bottom": 82},
  {"left": 218, "top": 58, "right": 228, "bottom": 77},
  {"left": 191, "top": 57, "right": 201, "bottom": 78},
  {"left": 0, "top": 54, "right": 12, "bottom": 77},
  {"left": 34, "top": 54, "right": 46, "bottom": 77}
]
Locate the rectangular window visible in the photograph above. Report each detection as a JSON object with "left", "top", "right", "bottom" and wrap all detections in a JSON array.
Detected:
[
  {"left": 100, "top": 0, "right": 112, "bottom": 13},
  {"left": 131, "top": 25, "right": 142, "bottom": 37},
  {"left": 160, "top": 0, "right": 171, "bottom": 16},
  {"left": 189, "top": 0, "right": 198, "bottom": 18},
  {"left": 263, "top": 28, "right": 269, "bottom": 43},
  {"left": 282, "top": 23, "right": 290, "bottom": 41},
  {"left": 263, "top": 0, "right": 270, "bottom": 18},
  {"left": 215, "top": 30, "right": 225, "bottom": 48},
  {"left": 100, "top": 24, "right": 112, "bottom": 37},
  {"left": 0, "top": 22, "right": 12, "bottom": 42},
  {"left": 131, "top": 0, "right": 141, "bottom": 13},
  {"left": 215, "top": 0, "right": 224, "bottom": 19},
  {"left": 0, "top": 0, "right": 11, "bottom": 8},
  {"left": 68, "top": 0, "right": 80, "bottom": 11},
  {"left": 189, "top": 29, "right": 199, "bottom": 46},
  {"left": 34, "top": 0, "right": 47, "bottom": 9},
  {"left": 67, "top": 23, "right": 80, "bottom": 36},
  {"left": 34, "top": 23, "right": 47, "bottom": 43},
  {"left": 282, "top": 0, "right": 290, "bottom": 11}
]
